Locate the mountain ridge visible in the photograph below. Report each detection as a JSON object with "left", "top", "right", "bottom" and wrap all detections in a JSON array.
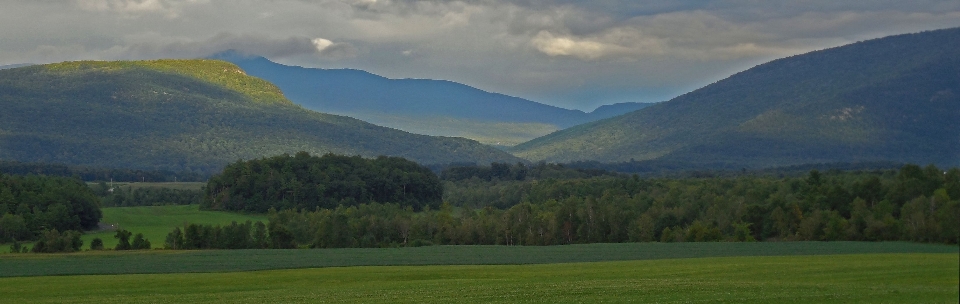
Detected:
[
  {"left": 0, "top": 59, "right": 522, "bottom": 174},
  {"left": 212, "top": 52, "right": 653, "bottom": 145},
  {"left": 510, "top": 28, "right": 960, "bottom": 167}
]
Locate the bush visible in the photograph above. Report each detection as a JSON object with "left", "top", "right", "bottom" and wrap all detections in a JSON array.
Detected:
[{"left": 90, "top": 237, "right": 104, "bottom": 250}]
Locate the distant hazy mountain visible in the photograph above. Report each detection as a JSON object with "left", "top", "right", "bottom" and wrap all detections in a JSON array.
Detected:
[
  {"left": 213, "top": 52, "right": 652, "bottom": 146},
  {"left": 0, "top": 63, "right": 32, "bottom": 70},
  {"left": 510, "top": 28, "right": 960, "bottom": 168},
  {"left": 0, "top": 60, "right": 521, "bottom": 175}
]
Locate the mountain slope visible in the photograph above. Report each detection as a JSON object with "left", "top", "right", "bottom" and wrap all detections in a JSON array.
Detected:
[
  {"left": 0, "top": 59, "right": 521, "bottom": 174},
  {"left": 586, "top": 102, "right": 654, "bottom": 121},
  {"left": 214, "top": 53, "right": 650, "bottom": 145},
  {"left": 510, "top": 28, "right": 960, "bottom": 167}
]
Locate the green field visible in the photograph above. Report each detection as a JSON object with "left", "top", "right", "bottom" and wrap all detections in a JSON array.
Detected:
[
  {"left": 1, "top": 204, "right": 956, "bottom": 302},
  {"left": 1, "top": 242, "right": 955, "bottom": 277},
  {"left": 87, "top": 205, "right": 266, "bottom": 250},
  {"left": 1, "top": 205, "right": 266, "bottom": 253},
  {"left": 0, "top": 253, "right": 956, "bottom": 303}
]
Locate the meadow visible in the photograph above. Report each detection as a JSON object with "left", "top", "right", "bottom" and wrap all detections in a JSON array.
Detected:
[
  {"left": 1, "top": 205, "right": 266, "bottom": 253},
  {"left": 0, "top": 253, "right": 956, "bottom": 303},
  {"left": 86, "top": 204, "right": 266, "bottom": 249}
]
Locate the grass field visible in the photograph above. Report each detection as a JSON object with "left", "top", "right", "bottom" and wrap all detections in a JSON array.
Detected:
[
  {"left": 87, "top": 205, "right": 267, "bottom": 250},
  {"left": 0, "top": 253, "right": 956, "bottom": 303},
  {"left": 1, "top": 205, "right": 265, "bottom": 253},
  {"left": 0, "top": 242, "right": 955, "bottom": 277}
]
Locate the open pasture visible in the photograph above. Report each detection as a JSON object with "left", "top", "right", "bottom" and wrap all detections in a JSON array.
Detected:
[{"left": 1, "top": 253, "right": 956, "bottom": 303}]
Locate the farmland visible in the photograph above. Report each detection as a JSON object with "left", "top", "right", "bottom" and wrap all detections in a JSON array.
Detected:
[
  {"left": 0, "top": 205, "right": 266, "bottom": 253},
  {"left": 0, "top": 253, "right": 956, "bottom": 303},
  {"left": 0, "top": 241, "right": 955, "bottom": 277}
]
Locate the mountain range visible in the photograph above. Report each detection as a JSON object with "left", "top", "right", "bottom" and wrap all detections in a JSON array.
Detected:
[
  {"left": 213, "top": 52, "right": 652, "bottom": 146},
  {"left": 510, "top": 28, "right": 960, "bottom": 168},
  {"left": 1, "top": 28, "right": 956, "bottom": 174},
  {"left": 0, "top": 60, "right": 520, "bottom": 175}
]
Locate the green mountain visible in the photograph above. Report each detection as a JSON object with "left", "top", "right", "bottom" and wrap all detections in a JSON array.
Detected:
[
  {"left": 0, "top": 59, "right": 521, "bottom": 175},
  {"left": 510, "top": 28, "right": 960, "bottom": 167}
]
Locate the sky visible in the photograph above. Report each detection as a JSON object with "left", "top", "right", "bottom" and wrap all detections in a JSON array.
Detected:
[{"left": 2, "top": 1, "right": 959, "bottom": 111}]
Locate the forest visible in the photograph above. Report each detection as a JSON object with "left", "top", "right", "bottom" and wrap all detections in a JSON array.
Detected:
[
  {"left": 202, "top": 152, "right": 443, "bottom": 213},
  {"left": 166, "top": 162, "right": 958, "bottom": 249},
  {"left": 0, "top": 174, "right": 101, "bottom": 244},
  {"left": 2, "top": 154, "right": 957, "bottom": 253}
]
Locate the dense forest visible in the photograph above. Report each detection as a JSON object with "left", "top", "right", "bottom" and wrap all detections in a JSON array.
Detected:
[
  {"left": 169, "top": 164, "right": 958, "bottom": 249},
  {"left": 0, "top": 174, "right": 101, "bottom": 244},
  {"left": 203, "top": 152, "right": 443, "bottom": 213}
]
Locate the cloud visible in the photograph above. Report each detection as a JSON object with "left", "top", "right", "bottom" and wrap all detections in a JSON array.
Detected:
[
  {"left": 312, "top": 38, "right": 334, "bottom": 52},
  {"left": 531, "top": 31, "right": 620, "bottom": 60},
  {"left": 312, "top": 38, "right": 359, "bottom": 58},
  {"left": 74, "top": 0, "right": 208, "bottom": 18}
]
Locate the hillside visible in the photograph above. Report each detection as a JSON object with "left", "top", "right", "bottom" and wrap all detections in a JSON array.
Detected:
[
  {"left": 214, "top": 53, "right": 651, "bottom": 146},
  {"left": 0, "top": 60, "right": 521, "bottom": 175},
  {"left": 510, "top": 28, "right": 960, "bottom": 167}
]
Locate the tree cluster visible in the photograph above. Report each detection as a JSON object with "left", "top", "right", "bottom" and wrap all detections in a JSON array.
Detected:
[
  {"left": 0, "top": 174, "right": 101, "bottom": 244},
  {"left": 28, "top": 229, "right": 83, "bottom": 253},
  {"left": 113, "top": 229, "right": 151, "bottom": 250},
  {"left": 164, "top": 221, "right": 273, "bottom": 250},
  {"left": 253, "top": 164, "right": 958, "bottom": 248},
  {"left": 203, "top": 152, "right": 442, "bottom": 213}
]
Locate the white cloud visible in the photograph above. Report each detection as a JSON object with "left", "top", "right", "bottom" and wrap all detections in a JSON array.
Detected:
[
  {"left": 532, "top": 31, "right": 617, "bottom": 60},
  {"left": 312, "top": 38, "right": 334, "bottom": 52}
]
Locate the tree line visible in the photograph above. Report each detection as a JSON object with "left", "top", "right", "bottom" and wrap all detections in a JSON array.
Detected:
[
  {"left": 440, "top": 162, "right": 617, "bottom": 182},
  {"left": 165, "top": 164, "right": 957, "bottom": 249},
  {"left": 202, "top": 152, "right": 442, "bottom": 213},
  {"left": 92, "top": 184, "right": 202, "bottom": 207}
]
